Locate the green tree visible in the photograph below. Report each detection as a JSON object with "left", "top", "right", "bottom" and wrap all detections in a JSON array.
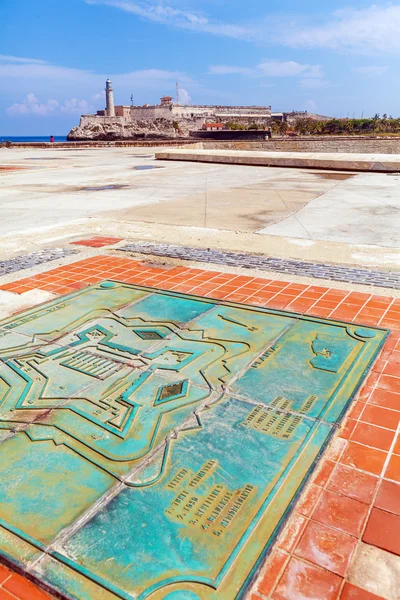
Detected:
[{"left": 226, "top": 121, "right": 246, "bottom": 131}]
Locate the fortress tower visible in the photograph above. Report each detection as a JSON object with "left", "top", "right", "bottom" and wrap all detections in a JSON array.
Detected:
[{"left": 105, "top": 79, "right": 115, "bottom": 117}]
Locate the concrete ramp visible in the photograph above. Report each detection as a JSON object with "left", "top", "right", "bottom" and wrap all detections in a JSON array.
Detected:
[{"left": 156, "top": 148, "right": 400, "bottom": 172}]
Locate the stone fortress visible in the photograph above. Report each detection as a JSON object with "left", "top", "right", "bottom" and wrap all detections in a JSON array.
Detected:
[{"left": 68, "top": 79, "right": 275, "bottom": 140}]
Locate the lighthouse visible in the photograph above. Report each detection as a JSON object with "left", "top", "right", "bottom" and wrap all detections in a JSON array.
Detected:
[{"left": 105, "top": 79, "right": 115, "bottom": 117}]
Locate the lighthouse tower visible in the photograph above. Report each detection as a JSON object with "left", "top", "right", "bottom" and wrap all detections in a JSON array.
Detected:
[{"left": 105, "top": 79, "right": 115, "bottom": 117}]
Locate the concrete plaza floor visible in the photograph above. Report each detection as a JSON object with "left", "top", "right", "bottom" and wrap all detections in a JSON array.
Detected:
[
  {"left": 0, "top": 145, "right": 399, "bottom": 600},
  {"left": 0, "top": 146, "right": 399, "bottom": 270}
]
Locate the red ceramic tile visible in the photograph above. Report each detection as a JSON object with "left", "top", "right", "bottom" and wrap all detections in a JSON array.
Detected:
[
  {"left": 295, "top": 520, "right": 357, "bottom": 576},
  {"left": 358, "top": 385, "right": 373, "bottom": 403},
  {"left": 327, "top": 464, "right": 378, "bottom": 504},
  {"left": 0, "top": 564, "right": 12, "bottom": 584},
  {"left": 383, "top": 351, "right": 400, "bottom": 377},
  {"left": 367, "top": 388, "right": 400, "bottom": 411},
  {"left": 340, "top": 582, "right": 385, "bottom": 600},
  {"left": 363, "top": 507, "right": 400, "bottom": 555},
  {"left": 272, "top": 557, "right": 343, "bottom": 600},
  {"left": 385, "top": 454, "right": 400, "bottom": 483},
  {"left": 364, "top": 372, "right": 381, "bottom": 390},
  {"left": 350, "top": 422, "right": 395, "bottom": 452},
  {"left": 3, "top": 573, "right": 53, "bottom": 600},
  {"left": 312, "top": 460, "right": 336, "bottom": 487},
  {"left": 256, "top": 548, "right": 288, "bottom": 597},
  {"left": 377, "top": 374, "right": 400, "bottom": 395},
  {"left": 295, "top": 484, "right": 323, "bottom": 517},
  {"left": 360, "top": 404, "right": 399, "bottom": 430},
  {"left": 347, "top": 401, "right": 365, "bottom": 421},
  {"left": 71, "top": 237, "right": 122, "bottom": 247},
  {"left": 341, "top": 442, "right": 387, "bottom": 476},
  {"left": 308, "top": 306, "right": 333, "bottom": 318},
  {"left": 340, "top": 418, "right": 357, "bottom": 440},
  {"left": 325, "top": 437, "right": 348, "bottom": 463},
  {"left": 312, "top": 489, "right": 369, "bottom": 537},
  {"left": 276, "top": 513, "right": 307, "bottom": 553},
  {"left": 374, "top": 479, "right": 400, "bottom": 516},
  {"left": 0, "top": 589, "right": 19, "bottom": 600},
  {"left": 371, "top": 358, "right": 386, "bottom": 373}
]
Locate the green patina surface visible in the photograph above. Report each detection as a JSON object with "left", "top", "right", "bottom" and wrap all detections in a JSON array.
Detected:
[{"left": 0, "top": 282, "right": 387, "bottom": 599}]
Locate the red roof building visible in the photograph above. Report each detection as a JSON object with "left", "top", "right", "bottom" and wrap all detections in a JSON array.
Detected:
[{"left": 202, "top": 123, "right": 224, "bottom": 131}]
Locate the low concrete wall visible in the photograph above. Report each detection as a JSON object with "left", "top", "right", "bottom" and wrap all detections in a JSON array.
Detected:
[
  {"left": 156, "top": 148, "right": 400, "bottom": 172},
  {"left": 1, "top": 140, "right": 198, "bottom": 149},
  {"left": 5, "top": 137, "right": 399, "bottom": 154},
  {"left": 195, "top": 138, "right": 400, "bottom": 154}
]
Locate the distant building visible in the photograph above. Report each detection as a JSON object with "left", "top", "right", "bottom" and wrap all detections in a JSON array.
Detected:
[
  {"left": 272, "top": 111, "right": 333, "bottom": 124},
  {"left": 86, "top": 80, "right": 273, "bottom": 130},
  {"left": 202, "top": 123, "right": 224, "bottom": 131},
  {"left": 160, "top": 96, "right": 174, "bottom": 106}
]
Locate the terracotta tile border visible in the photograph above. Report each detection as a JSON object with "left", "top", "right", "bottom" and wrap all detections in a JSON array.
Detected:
[
  {"left": 0, "top": 255, "right": 399, "bottom": 600},
  {"left": 70, "top": 237, "right": 123, "bottom": 248}
]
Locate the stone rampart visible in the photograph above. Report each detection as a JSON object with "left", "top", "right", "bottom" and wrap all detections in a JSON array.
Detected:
[
  {"left": 130, "top": 104, "right": 272, "bottom": 121},
  {"left": 79, "top": 115, "right": 127, "bottom": 127}
]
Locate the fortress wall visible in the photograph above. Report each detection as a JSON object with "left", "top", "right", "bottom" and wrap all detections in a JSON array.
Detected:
[
  {"left": 215, "top": 107, "right": 271, "bottom": 118},
  {"left": 172, "top": 106, "right": 214, "bottom": 119},
  {"left": 130, "top": 106, "right": 173, "bottom": 120},
  {"left": 126, "top": 105, "right": 272, "bottom": 121},
  {"left": 79, "top": 115, "right": 127, "bottom": 127}
]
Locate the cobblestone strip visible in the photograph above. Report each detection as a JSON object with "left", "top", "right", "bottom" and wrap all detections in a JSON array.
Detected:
[
  {"left": 118, "top": 242, "right": 400, "bottom": 289},
  {"left": 0, "top": 248, "right": 78, "bottom": 277}
]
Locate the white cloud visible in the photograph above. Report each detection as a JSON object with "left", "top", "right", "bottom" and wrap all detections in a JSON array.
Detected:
[
  {"left": 283, "top": 5, "right": 400, "bottom": 54},
  {"left": 209, "top": 65, "right": 253, "bottom": 76},
  {"left": 6, "top": 94, "right": 95, "bottom": 116},
  {"left": 92, "top": 91, "right": 105, "bottom": 101},
  {"left": 85, "top": 1, "right": 400, "bottom": 55},
  {"left": 353, "top": 65, "right": 389, "bottom": 76},
  {"left": 85, "top": 0, "right": 250, "bottom": 39},
  {"left": 7, "top": 94, "right": 59, "bottom": 116},
  {"left": 0, "top": 54, "right": 46, "bottom": 64},
  {"left": 210, "top": 60, "right": 323, "bottom": 79},
  {"left": 60, "top": 99, "right": 93, "bottom": 114},
  {"left": 0, "top": 55, "right": 193, "bottom": 105},
  {"left": 305, "top": 99, "right": 317, "bottom": 112},
  {"left": 300, "top": 78, "right": 331, "bottom": 89},
  {"left": 258, "top": 61, "right": 322, "bottom": 78},
  {"left": 2, "top": 55, "right": 197, "bottom": 118},
  {"left": 178, "top": 88, "right": 192, "bottom": 104}
]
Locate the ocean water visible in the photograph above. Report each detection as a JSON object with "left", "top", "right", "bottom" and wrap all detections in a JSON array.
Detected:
[{"left": 0, "top": 136, "right": 68, "bottom": 143}]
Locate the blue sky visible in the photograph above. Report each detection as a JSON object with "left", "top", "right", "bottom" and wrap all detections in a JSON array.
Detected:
[{"left": 1, "top": 0, "right": 400, "bottom": 134}]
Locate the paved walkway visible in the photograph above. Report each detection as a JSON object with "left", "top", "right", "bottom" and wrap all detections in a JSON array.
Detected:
[
  {"left": 0, "top": 249, "right": 399, "bottom": 600},
  {"left": 1, "top": 147, "right": 399, "bottom": 257}
]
